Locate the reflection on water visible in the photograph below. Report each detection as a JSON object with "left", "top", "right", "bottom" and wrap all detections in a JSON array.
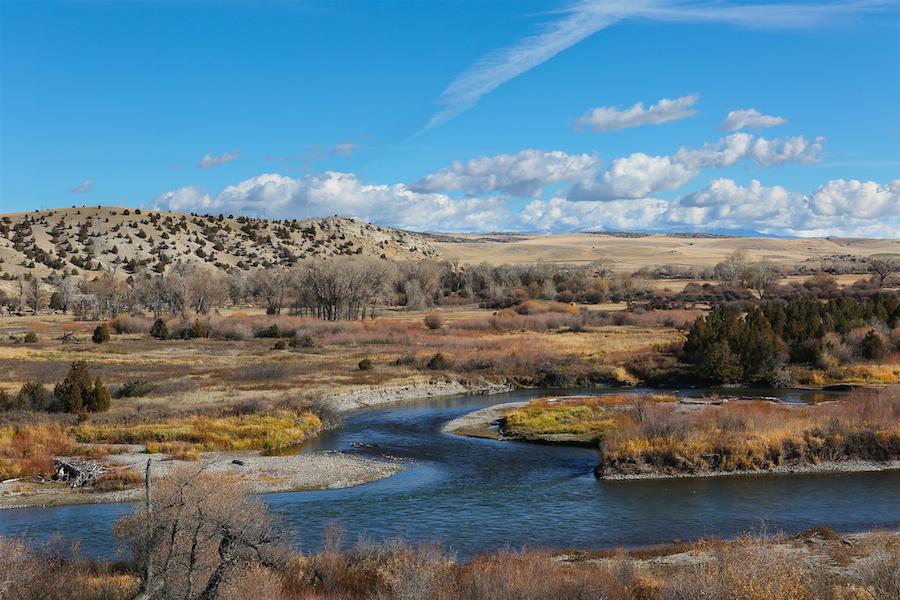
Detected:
[{"left": 1, "top": 387, "right": 898, "bottom": 559}]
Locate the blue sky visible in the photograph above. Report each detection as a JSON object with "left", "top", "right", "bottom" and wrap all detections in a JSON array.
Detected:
[{"left": 1, "top": 0, "right": 898, "bottom": 236}]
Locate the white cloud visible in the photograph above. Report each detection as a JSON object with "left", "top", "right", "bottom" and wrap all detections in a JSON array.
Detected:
[
  {"left": 722, "top": 108, "right": 786, "bottom": 131},
  {"left": 197, "top": 150, "right": 240, "bottom": 169},
  {"left": 152, "top": 170, "right": 899, "bottom": 238},
  {"left": 575, "top": 94, "right": 698, "bottom": 133},
  {"left": 67, "top": 179, "right": 94, "bottom": 194},
  {"left": 571, "top": 133, "right": 824, "bottom": 201},
  {"left": 424, "top": 0, "right": 888, "bottom": 130},
  {"left": 154, "top": 186, "right": 215, "bottom": 212},
  {"left": 411, "top": 149, "right": 599, "bottom": 197},
  {"left": 808, "top": 178, "right": 900, "bottom": 220},
  {"left": 155, "top": 172, "right": 509, "bottom": 231},
  {"left": 569, "top": 153, "right": 696, "bottom": 200}
]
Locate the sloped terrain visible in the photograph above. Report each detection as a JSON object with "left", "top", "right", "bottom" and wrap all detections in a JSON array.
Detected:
[{"left": 0, "top": 206, "right": 440, "bottom": 281}]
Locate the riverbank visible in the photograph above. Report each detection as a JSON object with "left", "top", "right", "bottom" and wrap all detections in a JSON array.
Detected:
[
  {"left": 322, "top": 377, "right": 512, "bottom": 413},
  {"left": 0, "top": 447, "right": 403, "bottom": 509},
  {"left": 445, "top": 388, "right": 900, "bottom": 480}
]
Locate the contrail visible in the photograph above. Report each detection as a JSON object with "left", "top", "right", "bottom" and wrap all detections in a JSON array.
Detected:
[{"left": 421, "top": 0, "right": 893, "bottom": 132}]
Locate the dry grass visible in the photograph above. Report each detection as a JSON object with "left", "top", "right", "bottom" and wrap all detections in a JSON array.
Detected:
[
  {"left": 0, "top": 423, "right": 76, "bottom": 479},
  {"left": 76, "top": 410, "right": 321, "bottom": 454},
  {"left": 598, "top": 389, "right": 900, "bottom": 476},
  {"left": 505, "top": 394, "right": 676, "bottom": 436}
]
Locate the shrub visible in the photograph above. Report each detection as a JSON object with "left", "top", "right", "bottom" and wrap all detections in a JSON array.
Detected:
[
  {"left": 16, "top": 382, "right": 52, "bottom": 411},
  {"left": 289, "top": 333, "right": 315, "bottom": 349},
  {"left": 0, "top": 390, "right": 11, "bottom": 411},
  {"left": 114, "top": 380, "right": 156, "bottom": 399},
  {"left": 272, "top": 340, "right": 287, "bottom": 350},
  {"left": 423, "top": 311, "right": 444, "bottom": 330},
  {"left": 149, "top": 318, "right": 168, "bottom": 339},
  {"left": 860, "top": 330, "right": 886, "bottom": 360},
  {"left": 92, "top": 323, "right": 111, "bottom": 344},
  {"left": 255, "top": 324, "right": 282, "bottom": 338},
  {"left": 358, "top": 357, "right": 374, "bottom": 371},
  {"left": 53, "top": 361, "right": 110, "bottom": 413},
  {"left": 23, "top": 331, "right": 38, "bottom": 343},
  {"left": 426, "top": 352, "right": 451, "bottom": 370}
]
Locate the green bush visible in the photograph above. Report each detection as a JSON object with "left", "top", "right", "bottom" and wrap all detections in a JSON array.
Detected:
[
  {"left": 358, "top": 357, "right": 374, "bottom": 371},
  {"left": 23, "top": 331, "right": 38, "bottom": 343},
  {"left": 115, "top": 380, "right": 156, "bottom": 399},
  {"left": 16, "top": 382, "right": 52, "bottom": 411},
  {"left": 149, "top": 318, "right": 168, "bottom": 339},
  {"left": 92, "top": 323, "right": 111, "bottom": 344},
  {"left": 860, "top": 330, "right": 886, "bottom": 360},
  {"left": 53, "top": 361, "right": 110, "bottom": 413}
]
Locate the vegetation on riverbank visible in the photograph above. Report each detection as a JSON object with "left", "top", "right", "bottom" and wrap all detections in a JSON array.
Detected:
[
  {"left": 498, "top": 389, "right": 900, "bottom": 477},
  {"left": 0, "top": 410, "right": 320, "bottom": 480},
  {"left": 2, "top": 464, "right": 898, "bottom": 599}
]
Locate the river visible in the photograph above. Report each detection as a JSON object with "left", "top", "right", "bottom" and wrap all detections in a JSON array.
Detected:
[{"left": 1, "top": 387, "right": 898, "bottom": 559}]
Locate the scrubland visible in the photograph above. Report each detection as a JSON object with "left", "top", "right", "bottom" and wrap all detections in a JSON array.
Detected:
[{"left": 498, "top": 388, "right": 900, "bottom": 477}]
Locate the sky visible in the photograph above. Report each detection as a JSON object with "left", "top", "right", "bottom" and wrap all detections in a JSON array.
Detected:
[{"left": 1, "top": 0, "right": 899, "bottom": 237}]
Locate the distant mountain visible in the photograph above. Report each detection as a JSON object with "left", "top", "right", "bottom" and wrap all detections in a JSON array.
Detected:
[{"left": 0, "top": 206, "right": 440, "bottom": 281}]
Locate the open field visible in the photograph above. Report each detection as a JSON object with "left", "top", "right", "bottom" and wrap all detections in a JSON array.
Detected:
[{"left": 431, "top": 231, "right": 900, "bottom": 269}]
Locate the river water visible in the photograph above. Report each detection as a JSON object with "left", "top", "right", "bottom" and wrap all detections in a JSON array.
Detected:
[{"left": 1, "top": 388, "right": 898, "bottom": 559}]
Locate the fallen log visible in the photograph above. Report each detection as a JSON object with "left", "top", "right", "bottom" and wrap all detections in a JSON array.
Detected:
[{"left": 53, "top": 457, "right": 107, "bottom": 488}]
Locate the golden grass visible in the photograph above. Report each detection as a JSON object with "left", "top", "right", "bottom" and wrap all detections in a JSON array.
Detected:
[
  {"left": 505, "top": 394, "right": 676, "bottom": 436},
  {"left": 0, "top": 424, "right": 76, "bottom": 480},
  {"left": 598, "top": 390, "right": 900, "bottom": 475},
  {"left": 76, "top": 410, "right": 321, "bottom": 454}
]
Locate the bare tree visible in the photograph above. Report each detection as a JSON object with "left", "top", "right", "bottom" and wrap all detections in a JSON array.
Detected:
[
  {"left": 714, "top": 250, "right": 749, "bottom": 287},
  {"left": 249, "top": 268, "right": 288, "bottom": 315},
  {"left": 25, "top": 277, "right": 44, "bottom": 314},
  {"left": 117, "top": 464, "right": 285, "bottom": 600},
  {"left": 868, "top": 256, "right": 898, "bottom": 288},
  {"left": 745, "top": 260, "right": 779, "bottom": 298}
]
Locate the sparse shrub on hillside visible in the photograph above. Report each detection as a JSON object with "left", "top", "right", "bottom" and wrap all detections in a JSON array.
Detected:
[{"left": 92, "top": 323, "right": 111, "bottom": 344}]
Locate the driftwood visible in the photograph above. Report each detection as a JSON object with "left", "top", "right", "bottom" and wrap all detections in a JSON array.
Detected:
[
  {"left": 53, "top": 457, "right": 106, "bottom": 487},
  {"left": 56, "top": 332, "right": 81, "bottom": 344}
]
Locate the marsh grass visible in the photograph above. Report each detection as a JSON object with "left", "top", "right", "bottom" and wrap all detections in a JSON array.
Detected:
[{"left": 76, "top": 410, "right": 321, "bottom": 454}]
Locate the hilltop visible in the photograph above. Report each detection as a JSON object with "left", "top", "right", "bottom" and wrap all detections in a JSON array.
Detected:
[{"left": 0, "top": 206, "right": 440, "bottom": 281}]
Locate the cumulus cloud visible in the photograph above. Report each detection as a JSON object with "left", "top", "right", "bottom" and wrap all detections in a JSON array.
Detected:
[
  {"left": 67, "top": 179, "right": 94, "bottom": 194},
  {"left": 411, "top": 149, "right": 599, "bottom": 197},
  {"left": 197, "top": 150, "right": 240, "bottom": 169},
  {"left": 570, "top": 133, "right": 824, "bottom": 201},
  {"left": 722, "top": 108, "right": 787, "bottom": 131},
  {"left": 569, "top": 153, "right": 696, "bottom": 200},
  {"left": 808, "top": 178, "right": 900, "bottom": 220},
  {"left": 575, "top": 94, "right": 698, "bottom": 133},
  {"left": 154, "top": 171, "right": 509, "bottom": 231},
  {"left": 152, "top": 169, "right": 898, "bottom": 238}
]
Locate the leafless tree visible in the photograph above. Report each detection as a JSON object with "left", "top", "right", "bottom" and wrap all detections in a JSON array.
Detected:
[
  {"left": 249, "top": 268, "right": 288, "bottom": 315},
  {"left": 745, "top": 260, "right": 779, "bottom": 298},
  {"left": 25, "top": 277, "right": 44, "bottom": 314},
  {"left": 117, "top": 464, "right": 285, "bottom": 600},
  {"left": 868, "top": 256, "right": 898, "bottom": 288},
  {"left": 714, "top": 250, "right": 749, "bottom": 287}
]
